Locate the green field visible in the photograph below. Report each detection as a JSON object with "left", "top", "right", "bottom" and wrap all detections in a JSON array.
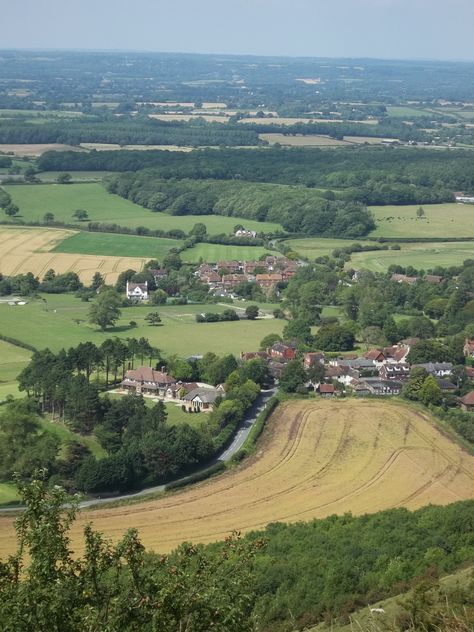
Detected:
[
  {"left": 370, "top": 203, "right": 474, "bottom": 238},
  {"left": 385, "top": 106, "right": 437, "bottom": 118},
  {"left": 53, "top": 231, "right": 183, "bottom": 259},
  {"left": 283, "top": 237, "right": 358, "bottom": 259},
  {"left": 0, "top": 294, "right": 284, "bottom": 359},
  {"left": 180, "top": 242, "right": 269, "bottom": 263},
  {"left": 0, "top": 340, "right": 32, "bottom": 401},
  {"left": 350, "top": 241, "right": 474, "bottom": 271},
  {"left": 4, "top": 183, "right": 282, "bottom": 234}
]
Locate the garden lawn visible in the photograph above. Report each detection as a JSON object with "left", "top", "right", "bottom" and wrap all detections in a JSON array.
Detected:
[
  {"left": 52, "top": 231, "right": 183, "bottom": 258},
  {"left": 0, "top": 295, "right": 285, "bottom": 358},
  {"left": 165, "top": 403, "right": 207, "bottom": 430},
  {"left": 4, "top": 183, "right": 282, "bottom": 234},
  {"left": 350, "top": 241, "right": 474, "bottom": 272},
  {"left": 369, "top": 203, "right": 474, "bottom": 238}
]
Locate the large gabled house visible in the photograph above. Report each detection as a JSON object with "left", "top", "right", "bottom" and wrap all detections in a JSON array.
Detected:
[
  {"left": 126, "top": 281, "right": 148, "bottom": 302},
  {"left": 379, "top": 363, "right": 410, "bottom": 381},
  {"left": 268, "top": 341, "right": 297, "bottom": 363},
  {"left": 122, "top": 366, "right": 176, "bottom": 395}
]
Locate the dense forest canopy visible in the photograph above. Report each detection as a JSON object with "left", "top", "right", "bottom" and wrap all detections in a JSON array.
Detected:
[
  {"left": 38, "top": 145, "right": 473, "bottom": 205},
  {"left": 104, "top": 173, "right": 375, "bottom": 237}
]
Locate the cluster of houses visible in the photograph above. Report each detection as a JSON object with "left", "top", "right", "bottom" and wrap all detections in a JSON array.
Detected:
[
  {"left": 195, "top": 255, "right": 299, "bottom": 297},
  {"left": 124, "top": 255, "right": 299, "bottom": 302},
  {"left": 120, "top": 366, "right": 224, "bottom": 412},
  {"left": 242, "top": 337, "right": 474, "bottom": 404}
]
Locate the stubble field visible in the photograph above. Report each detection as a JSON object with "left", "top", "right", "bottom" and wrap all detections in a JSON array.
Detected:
[{"left": 1, "top": 399, "right": 471, "bottom": 556}]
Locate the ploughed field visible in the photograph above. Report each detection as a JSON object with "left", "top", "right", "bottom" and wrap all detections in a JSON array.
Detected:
[{"left": 2, "top": 400, "right": 472, "bottom": 556}]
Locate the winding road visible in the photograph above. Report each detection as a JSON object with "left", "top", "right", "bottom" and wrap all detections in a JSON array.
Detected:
[{"left": 0, "top": 387, "right": 277, "bottom": 513}]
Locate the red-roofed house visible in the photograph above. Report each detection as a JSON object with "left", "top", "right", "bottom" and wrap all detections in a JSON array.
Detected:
[
  {"left": 459, "top": 390, "right": 474, "bottom": 412},
  {"left": 319, "top": 384, "right": 335, "bottom": 397},
  {"left": 122, "top": 366, "right": 176, "bottom": 395},
  {"left": 269, "top": 342, "right": 297, "bottom": 362},
  {"left": 364, "top": 349, "right": 386, "bottom": 365},
  {"left": 303, "top": 352, "right": 325, "bottom": 369}
]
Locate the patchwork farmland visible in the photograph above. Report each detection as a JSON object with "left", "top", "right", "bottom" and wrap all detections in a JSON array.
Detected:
[
  {"left": 1, "top": 399, "right": 471, "bottom": 556},
  {"left": 0, "top": 227, "right": 148, "bottom": 284}
]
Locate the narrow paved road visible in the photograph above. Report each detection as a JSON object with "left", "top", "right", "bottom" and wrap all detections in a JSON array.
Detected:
[{"left": 0, "top": 388, "right": 277, "bottom": 513}]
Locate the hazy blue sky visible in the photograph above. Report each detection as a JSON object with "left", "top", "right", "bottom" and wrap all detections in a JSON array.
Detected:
[{"left": 3, "top": 0, "right": 474, "bottom": 61}]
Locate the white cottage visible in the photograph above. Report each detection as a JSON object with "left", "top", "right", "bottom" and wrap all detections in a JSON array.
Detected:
[{"left": 126, "top": 281, "right": 148, "bottom": 302}]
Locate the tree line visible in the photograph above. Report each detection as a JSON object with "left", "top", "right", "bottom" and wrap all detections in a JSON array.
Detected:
[
  {"left": 38, "top": 145, "right": 474, "bottom": 204},
  {"left": 105, "top": 173, "right": 375, "bottom": 237}
]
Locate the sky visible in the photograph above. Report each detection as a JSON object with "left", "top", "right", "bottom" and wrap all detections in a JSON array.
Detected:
[{"left": 2, "top": 0, "right": 474, "bottom": 61}]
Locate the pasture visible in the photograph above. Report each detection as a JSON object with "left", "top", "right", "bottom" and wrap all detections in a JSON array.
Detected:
[
  {"left": 0, "top": 340, "right": 31, "bottom": 403},
  {"left": 350, "top": 241, "right": 474, "bottom": 271},
  {"left": 180, "top": 242, "right": 269, "bottom": 263},
  {"left": 1, "top": 399, "right": 471, "bottom": 554},
  {"left": 370, "top": 203, "right": 474, "bottom": 238},
  {"left": 0, "top": 227, "right": 148, "bottom": 284},
  {"left": 283, "top": 237, "right": 356, "bottom": 259},
  {"left": 53, "top": 231, "right": 183, "bottom": 259},
  {"left": 0, "top": 294, "right": 284, "bottom": 358},
  {"left": 4, "top": 183, "right": 282, "bottom": 233}
]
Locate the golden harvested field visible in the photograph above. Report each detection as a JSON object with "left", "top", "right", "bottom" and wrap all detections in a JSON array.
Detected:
[
  {"left": 2, "top": 400, "right": 472, "bottom": 557},
  {"left": 260, "top": 133, "right": 351, "bottom": 146},
  {"left": 0, "top": 227, "right": 147, "bottom": 284},
  {"left": 79, "top": 143, "right": 194, "bottom": 152},
  {"left": 148, "top": 113, "right": 230, "bottom": 123},
  {"left": 239, "top": 117, "right": 378, "bottom": 125},
  {"left": 0, "top": 143, "right": 83, "bottom": 156}
]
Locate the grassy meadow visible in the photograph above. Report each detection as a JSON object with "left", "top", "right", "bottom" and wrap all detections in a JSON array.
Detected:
[
  {"left": 4, "top": 183, "right": 282, "bottom": 234},
  {"left": 0, "top": 340, "right": 32, "bottom": 402},
  {"left": 180, "top": 242, "right": 269, "bottom": 262},
  {"left": 53, "top": 231, "right": 183, "bottom": 259},
  {"left": 350, "top": 241, "right": 474, "bottom": 271},
  {"left": 369, "top": 203, "right": 474, "bottom": 238},
  {"left": 0, "top": 294, "right": 284, "bottom": 359},
  {"left": 283, "top": 237, "right": 356, "bottom": 259}
]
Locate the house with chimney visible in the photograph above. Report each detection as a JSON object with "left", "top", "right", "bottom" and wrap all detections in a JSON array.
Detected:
[
  {"left": 268, "top": 341, "right": 297, "bottom": 362},
  {"left": 122, "top": 366, "right": 176, "bottom": 395},
  {"left": 126, "top": 281, "right": 148, "bottom": 302}
]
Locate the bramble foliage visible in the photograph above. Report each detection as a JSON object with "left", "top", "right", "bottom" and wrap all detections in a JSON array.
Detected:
[{"left": 0, "top": 472, "right": 264, "bottom": 632}]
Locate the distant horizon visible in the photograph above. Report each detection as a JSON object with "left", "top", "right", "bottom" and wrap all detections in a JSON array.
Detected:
[
  {"left": 2, "top": 48, "right": 474, "bottom": 65},
  {"left": 3, "top": 0, "right": 474, "bottom": 63}
]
